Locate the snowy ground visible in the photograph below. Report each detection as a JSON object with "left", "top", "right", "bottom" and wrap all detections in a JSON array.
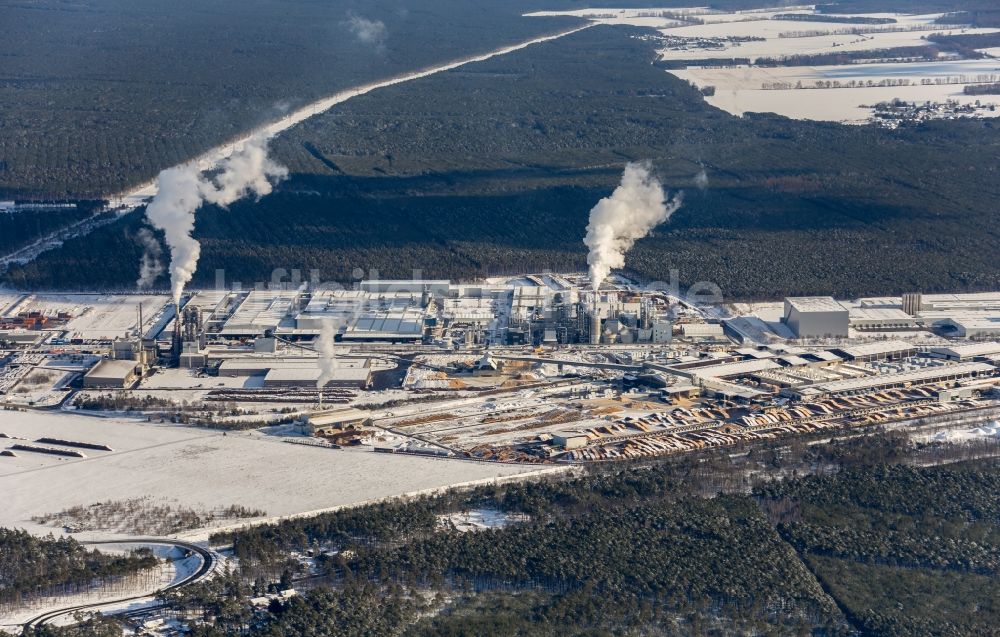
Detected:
[
  {"left": 673, "top": 62, "right": 1000, "bottom": 123},
  {"left": 437, "top": 508, "right": 525, "bottom": 533},
  {"left": 0, "top": 411, "right": 560, "bottom": 538},
  {"left": 11, "top": 294, "right": 170, "bottom": 340},
  {"left": 530, "top": 6, "right": 1000, "bottom": 123},
  {"left": 913, "top": 421, "right": 1000, "bottom": 444},
  {"left": 0, "top": 543, "right": 198, "bottom": 629}
]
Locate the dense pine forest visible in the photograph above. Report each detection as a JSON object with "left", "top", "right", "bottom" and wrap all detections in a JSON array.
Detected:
[
  {"left": 0, "top": 530, "right": 157, "bottom": 612},
  {"left": 0, "top": 0, "right": 590, "bottom": 200},
  {"left": 6, "top": 24, "right": 1000, "bottom": 299},
  {"left": 154, "top": 435, "right": 1000, "bottom": 635},
  {"left": 5, "top": 433, "right": 1000, "bottom": 636}
]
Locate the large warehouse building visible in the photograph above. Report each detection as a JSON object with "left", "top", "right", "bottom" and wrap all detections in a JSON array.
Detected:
[
  {"left": 263, "top": 367, "right": 372, "bottom": 390},
  {"left": 783, "top": 297, "right": 849, "bottom": 338},
  {"left": 83, "top": 359, "right": 140, "bottom": 389}
]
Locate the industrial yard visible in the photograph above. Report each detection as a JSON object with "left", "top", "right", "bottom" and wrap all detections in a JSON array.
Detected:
[{"left": 1, "top": 275, "right": 998, "bottom": 482}]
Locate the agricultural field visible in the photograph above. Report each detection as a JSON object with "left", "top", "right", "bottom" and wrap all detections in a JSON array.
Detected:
[{"left": 534, "top": 5, "right": 1000, "bottom": 123}]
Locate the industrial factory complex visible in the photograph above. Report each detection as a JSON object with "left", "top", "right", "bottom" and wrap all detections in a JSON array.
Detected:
[{"left": 2, "top": 276, "right": 1000, "bottom": 464}]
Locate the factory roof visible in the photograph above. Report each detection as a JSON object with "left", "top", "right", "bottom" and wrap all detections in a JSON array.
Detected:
[
  {"left": 85, "top": 359, "right": 138, "bottom": 381},
  {"left": 700, "top": 378, "right": 770, "bottom": 400},
  {"left": 849, "top": 308, "right": 915, "bottom": 321},
  {"left": 690, "top": 358, "right": 780, "bottom": 379},
  {"left": 680, "top": 323, "right": 725, "bottom": 337},
  {"left": 930, "top": 342, "right": 1000, "bottom": 360},
  {"left": 308, "top": 408, "right": 372, "bottom": 426},
  {"left": 945, "top": 317, "right": 1000, "bottom": 329},
  {"left": 359, "top": 280, "right": 450, "bottom": 294},
  {"left": 785, "top": 297, "right": 848, "bottom": 313},
  {"left": 777, "top": 355, "right": 811, "bottom": 367},
  {"left": 264, "top": 367, "right": 371, "bottom": 383},
  {"left": 804, "top": 350, "right": 843, "bottom": 362},
  {"left": 795, "top": 362, "right": 994, "bottom": 397},
  {"left": 921, "top": 292, "right": 1000, "bottom": 308},
  {"left": 218, "top": 357, "right": 370, "bottom": 373},
  {"left": 222, "top": 292, "right": 298, "bottom": 334},
  {"left": 735, "top": 348, "right": 776, "bottom": 359},
  {"left": 764, "top": 344, "right": 807, "bottom": 355},
  {"left": 856, "top": 297, "right": 902, "bottom": 308},
  {"left": 836, "top": 340, "right": 917, "bottom": 359}
]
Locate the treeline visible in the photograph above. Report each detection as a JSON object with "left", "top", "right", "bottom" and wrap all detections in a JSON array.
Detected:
[
  {"left": 965, "top": 82, "right": 1000, "bottom": 95},
  {"left": 73, "top": 393, "right": 297, "bottom": 430},
  {"left": 0, "top": 208, "right": 91, "bottom": 254},
  {"left": 773, "top": 13, "right": 896, "bottom": 24},
  {"left": 755, "top": 29, "right": 1000, "bottom": 67},
  {"left": 936, "top": 9, "right": 1000, "bottom": 27},
  {"left": 756, "top": 45, "right": 956, "bottom": 67},
  {"left": 34, "top": 498, "right": 265, "bottom": 536},
  {"left": 0, "top": 529, "right": 158, "bottom": 610}
]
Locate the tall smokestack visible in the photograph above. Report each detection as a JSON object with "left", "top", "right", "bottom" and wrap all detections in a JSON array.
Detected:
[
  {"left": 171, "top": 302, "right": 182, "bottom": 364},
  {"left": 589, "top": 301, "right": 601, "bottom": 346},
  {"left": 315, "top": 319, "right": 338, "bottom": 406},
  {"left": 584, "top": 162, "right": 683, "bottom": 291}
]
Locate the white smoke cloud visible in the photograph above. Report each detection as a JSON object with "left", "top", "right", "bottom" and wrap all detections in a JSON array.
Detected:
[
  {"left": 345, "top": 13, "right": 387, "bottom": 48},
  {"left": 584, "top": 162, "right": 683, "bottom": 291},
  {"left": 203, "top": 136, "right": 286, "bottom": 206},
  {"left": 316, "top": 319, "right": 339, "bottom": 391},
  {"left": 135, "top": 227, "right": 165, "bottom": 289},
  {"left": 694, "top": 168, "right": 709, "bottom": 190},
  {"left": 143, "top": 135, "right": 287, "bottom": 304}
]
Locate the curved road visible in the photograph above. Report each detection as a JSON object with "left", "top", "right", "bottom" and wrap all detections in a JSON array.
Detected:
[{"left": 23, "top": 538, "right": 217, "bottom": 628}]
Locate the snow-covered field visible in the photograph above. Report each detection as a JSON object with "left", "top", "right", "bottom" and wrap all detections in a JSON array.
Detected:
[
  {"left": 675, "top": 69, "right": 1000, "bottom": 123},
  {"left": 0, "top": 411, "right": 561, "bottom": 538},
  {"left": 530, "top": 6, "right": 1000, "bottom": 123}
]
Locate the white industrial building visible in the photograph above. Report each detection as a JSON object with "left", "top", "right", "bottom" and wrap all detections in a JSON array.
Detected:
[
  {"left": 833, "top": 340, "right": 918, "bottom": 362},
  {"left": 929, "top": 342, "right": 1000, "bottom": 362},
  {"left": 217, "top": 356, "right": 373, "bottom": 389},
  {"left": 263, "top": 367, "right": 371, "bottom": 390},
  {"left": 857, "top": 292, "right": 1000, "bottom": 339},
  {"left": 936, "top": 317, "right": 1000, "bottom": 339},
  {"left": 679, "top": 323, "right": 723, "bottom": 339},
  {"left": 783, "top": 297, "right": 849, "bottom": 338},
  {"left": 788, "top": 362, "right": 995, "bottom": 399},
  {"left": 83, "top": 359, "right": 140, "bottom": 389},
  {"left": 849, "top": 308, "right": 918, "bottom": 331}
]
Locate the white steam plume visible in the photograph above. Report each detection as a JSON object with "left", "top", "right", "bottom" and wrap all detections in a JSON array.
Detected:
[
  {"left": 316, "top": 319, "right": 339, "bottom": 392},
  {"left": 135, "top": 227, "right": 165, "bottom": 289},
  {"left": 143, "top": 135, "right": 287, "bottom": 304},
  {"left": 345, "top": 13, "right": 387, "bottom": 48},
  {"left": 694, "top": 168, "right": 709, "bottom": 190},
  {"left": 584, "top": 162, "right": 683, "bottom": 291}
]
